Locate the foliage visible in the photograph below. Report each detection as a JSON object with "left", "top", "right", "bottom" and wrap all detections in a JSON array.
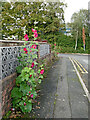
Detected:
[
  {"left": 70, "top": 9, "right": 89, "bottom": 49},
  {"left": 1, "top": 1, "right": 66, "bottom": 40},
  {"left": 11, "top": 28, "right": 44, "bottom": 113}
]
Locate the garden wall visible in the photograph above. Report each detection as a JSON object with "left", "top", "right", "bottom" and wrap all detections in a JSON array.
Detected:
[{"left": 0, "top": 42, "right": 51, "bottom": 119}]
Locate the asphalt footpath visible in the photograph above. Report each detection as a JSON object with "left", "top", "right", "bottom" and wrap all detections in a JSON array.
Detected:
[{"left": 30, "top": 57, "right": 88, "bottom": 119}]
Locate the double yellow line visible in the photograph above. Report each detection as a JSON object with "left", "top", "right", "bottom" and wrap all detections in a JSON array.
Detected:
[{"left": 70, "top": 58, "right": 88, "bottom": 73}]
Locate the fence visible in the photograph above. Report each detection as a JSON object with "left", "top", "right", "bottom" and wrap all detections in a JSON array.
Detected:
[{"left": 0, "top": 40, "right": 51, "bottom": 118}]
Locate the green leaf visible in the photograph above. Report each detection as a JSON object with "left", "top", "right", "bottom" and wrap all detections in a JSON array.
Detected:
[
  {"left": 16, "top": 65, "right": 23, "bottom": 73},
  {"left": 11, "top": 87, "right": 22, "bottom": 98},
  {"left": 20, "top": 83, "right": 30, "bottom": 95},
  {"left": 19, "top": 101, "right": 32, "bottom": 113},
  {"left": 25, "top": 102, "right": 32, "bottom": 112},
  {"left": 23, "top": 67, "right": 29, "bottom": 72},
  {"left": 38, "top": 69, "right": 41, "bottom": 73},
  {"left": 12, "top": 98, "right": 21, "bottom": 107},
  {"left": 39, "top": 75, "right": 43, "bottom": 79},
  {"left": 38, "top": 79, "right": 41, "bottom": 84},
  {"left": 16, "top": 75, "right": 22, "bottom": 84}
]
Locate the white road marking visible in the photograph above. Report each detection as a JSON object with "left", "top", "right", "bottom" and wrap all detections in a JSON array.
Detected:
[{"left": 69, "top": 57, "right": 90, "bottom": 102}]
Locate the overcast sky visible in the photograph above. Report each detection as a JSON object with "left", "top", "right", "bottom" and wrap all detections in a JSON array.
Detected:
[{"left": 64, "top": 0, "right": 89, "bottom": 23}]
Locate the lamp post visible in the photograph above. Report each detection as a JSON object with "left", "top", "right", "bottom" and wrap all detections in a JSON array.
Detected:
[
  {"left": 75, "top": 30, "right": 78, "bottom": 50},
  {"left": 82, "top": 27, "right": 85, "bottom": 51}
]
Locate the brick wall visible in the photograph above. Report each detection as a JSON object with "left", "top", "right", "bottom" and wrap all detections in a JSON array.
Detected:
[{"left": 2, "top": 73, "right": 16, "bottom": 116}]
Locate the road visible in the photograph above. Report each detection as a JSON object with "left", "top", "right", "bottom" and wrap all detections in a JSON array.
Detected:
[
  {"left": 28, "top": 54, "right": 89, "bottom": 118},
  {"left": 58, "top": 53, "right": 89, "bottom": 91},
  {"left": 58, "top": 53, "right": 89, "bottom": 72}
]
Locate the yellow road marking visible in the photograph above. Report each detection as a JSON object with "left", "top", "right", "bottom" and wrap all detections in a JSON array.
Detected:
[
  {"left": 74, "top": 58, "right": 88, "bottom": 73},
  {"left": 71, "top": 58, "right": 88, "bottom": 73},
  {"left": 71, "top": 58, "right": 84, "bottom": 73},
  {"left": 69, "top": 57, "right": 90, "bottom": 102}
]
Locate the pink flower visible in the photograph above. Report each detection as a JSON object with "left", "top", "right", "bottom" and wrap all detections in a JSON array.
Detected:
[
  {"left": 24, "top": 102, "right": 26, "bottom": 106},
  {"left": 23, "top": 48, "right": 28, "bottom": 54},
  {"left": 32, "top": 28, "right": 37, "bottom": 33},
  {"left": 34, "top": 32, "right": 38, "bottom": 38},
  {"left": 40, "top": 69, "right": 44, "bottom": 74},
  {"left": 57, "top": 53, "right": 59, "bottom": 54},
  {"left": 29, "top": 91, "right": 31, "bottom": 94},
  {"left": 30, "top": 75, "right": 32, "bottom": 78},
  {"left": 30, "top": 50, "right": 32, "bottom": 52},
  {"left": 24, "top": 34, "right": 29, "bottom": 41},
  {"left": 54, "top": 43, "right": 56, "bottom": 46},
  {"left": 30, "top": 94, "right": 33, "bottom": 98},
  {"left": 32, "top": 28, "right": 38, "bottom": 38},
  {"left": 31, "top": 62, "right": 34, "bottom": 68},
  {"left": 31, "top": 45, "right": 37, "bottom": 49}
]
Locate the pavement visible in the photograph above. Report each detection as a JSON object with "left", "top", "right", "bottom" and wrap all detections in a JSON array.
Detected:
[{"left": 29, "top": 57, "right": 88, "bottom": 119}]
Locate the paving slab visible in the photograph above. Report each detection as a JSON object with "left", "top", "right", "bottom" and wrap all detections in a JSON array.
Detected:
[{"left": 29, "top": 57, "right": 88, "bottom": 119}]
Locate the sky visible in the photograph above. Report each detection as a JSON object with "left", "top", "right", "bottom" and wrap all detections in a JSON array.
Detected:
[{"left": 64, "top": 0, "right": 89, "bottom": 23}]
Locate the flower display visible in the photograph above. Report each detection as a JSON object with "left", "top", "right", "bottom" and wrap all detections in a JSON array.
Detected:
[
  {"left": 31, "top": 62, "right": 34, "bottom": 68},
  {"left": 23, "top": 48, "right": 28, "bottom": 54},
  {"left": 31, "top": 44, "right": 37, "bottom": 49},
  {"left": 30, "top": 75, "right": 32, "bottom": 78},
  {"left": 24, "top": 34, "right": 29, "bottom": 41},
  {"left": 24, "top": 102, "right": 26, "bottom": 106},
  {"left": 32, "top": 28, "right": 37, "bottom": 33},
  {"left": 11, "top": 28, "right": 44, "bottom": 114},
  {"left": 32, "top": 28, "right": 38, "bottom": 38},
  {"left": 34, "top": 32, "right": 38, "bottom": 38},
  {"left": 30, "top": 94, "right": 33, "bottom": 98},
  {"left": 54, "top": 43, "right": 56, "bottom": 46},
  {"left": 40, "top": 69, "right": 44, "bottom": 74}
]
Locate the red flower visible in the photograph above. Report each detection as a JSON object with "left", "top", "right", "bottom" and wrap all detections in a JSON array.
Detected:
[
  {"left": 30, "top": 94, "right": 33, "bottom": 98},
  {"left": 40, "top": 69, "right": 44, "bottom": 74},
  {"left": 29, "top": 91, "right": 31, "bottom": 94},
  {"left": 31, "top": 44, "right": 37, "bottom": 49},
  {"left": 30, "top": 75, "right": 32, "bottom": 78},
  {"left": 54, "top": 43, "right": 56, "bottom": 46},
  {"left": 23, "top": 48, "right": 28, "bottom": 54},
  {"left": 57, "top": 53, "right": 59, "bottom": 54},
  {"left": 33, "top": 45, "right": 37, "bottom": 49},
  {"left": 23, "top": 48, "right": 27, "bottom": 51},
  {"left": 24, "top": 102, "right": 26, "bottom": 106},
  {"left": 31, "top": 62, "right": 34, "bottom": 68},
  {"left": 25, "top": 51, "right": 28, "bottom": 54},
  {"left": 24, "top": 34, "right": 29, "bottom": 41}
]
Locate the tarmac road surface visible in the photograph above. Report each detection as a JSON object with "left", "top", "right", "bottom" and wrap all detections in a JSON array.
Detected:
[{"left": 29, "top": 55, "right": 89, "bottom": 118}]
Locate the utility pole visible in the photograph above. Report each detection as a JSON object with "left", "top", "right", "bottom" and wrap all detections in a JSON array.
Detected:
[
  {"left": 82, "top": 27, "right": 85, "bottom": 51},
  {"left": 75, "top": 30, "right": 78, "bottom": 50}
]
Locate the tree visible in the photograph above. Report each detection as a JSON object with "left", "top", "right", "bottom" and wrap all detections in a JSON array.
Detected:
[
  {"left": 1, "top": 1, "right": 66, "bottom": 40},
  {"left": 71, "top": 9, "right": 89, "bottom": 49}
]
